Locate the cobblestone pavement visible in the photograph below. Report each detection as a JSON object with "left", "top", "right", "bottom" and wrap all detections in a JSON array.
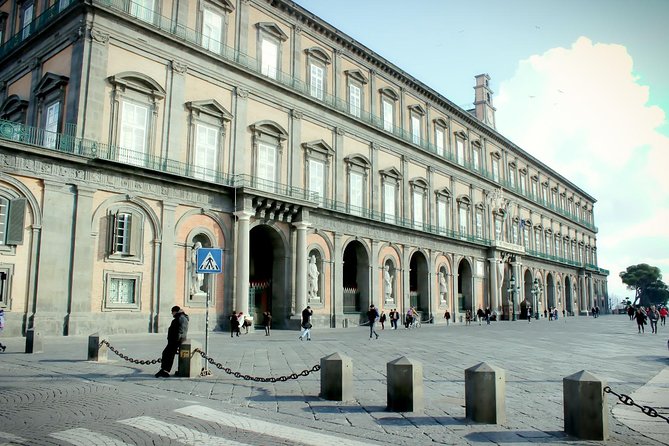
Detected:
[{"left": 0, "top": 315, "right": 667, "bottom": 445}]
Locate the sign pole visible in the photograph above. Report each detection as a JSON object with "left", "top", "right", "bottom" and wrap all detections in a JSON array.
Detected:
[
  {"left": 204, "top": 276, "right": 210, "bottom": 375},
  {"left": 195, "top": 247, "right": 223, "bottom": 377}
]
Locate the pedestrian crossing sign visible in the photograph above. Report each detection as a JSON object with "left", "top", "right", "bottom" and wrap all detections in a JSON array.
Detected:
[{"left": 196, "top": 248, "right": 223, "bottom": 274}]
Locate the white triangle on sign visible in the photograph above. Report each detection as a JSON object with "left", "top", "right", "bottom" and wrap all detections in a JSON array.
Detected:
[{"left": 199, "top": 252, "right": 219, "bottom": 271}]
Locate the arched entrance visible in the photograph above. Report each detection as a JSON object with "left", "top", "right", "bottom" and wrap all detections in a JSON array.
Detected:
[
  {"left": 546, "top": 274, "right": 555, "bottom": 313},
  {"left": 502, "top": 262, "right": 514, "bottom": 320},
  {"left": 521, "top": 269, "right": 533, "bottom": 319},
  {"left": 343, "top": 240, "right": 370, "bottom": 323},
  {"left": 409, "top": 251, "right": 429, "bottom": 319},
  {"left": 565, "top": 276, "right": 573, "bottom": 315},
  {"left": 457, "top": 259, "right": 473, "bottom": 314},
  {"left": 249, "top": 225, "right": 287, "bottom": 327}
]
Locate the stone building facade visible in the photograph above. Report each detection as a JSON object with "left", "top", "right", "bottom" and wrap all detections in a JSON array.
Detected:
[{"left": 0, "top": 0, "right": 608, "bottom": 336}]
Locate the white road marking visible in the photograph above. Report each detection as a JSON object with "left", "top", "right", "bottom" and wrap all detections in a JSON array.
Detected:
[
  {"left": 176, "top": 405, "right": 377, "bottom": 446},
  {"left": 0, "top": 430, "right": 29, "bottom": 445},
  {"left": 50, "top": 428, "right": 134, "bottom": 446},
  {"left": 119, "top": 416, "right": 254, "bottom": 446}
]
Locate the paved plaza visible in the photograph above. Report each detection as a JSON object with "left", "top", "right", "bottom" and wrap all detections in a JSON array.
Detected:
[{"left": 0, "top": 315, "right": 667, "bottom": 445}]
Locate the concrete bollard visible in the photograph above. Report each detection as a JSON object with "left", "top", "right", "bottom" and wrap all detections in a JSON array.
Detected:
[
  {"left": 320, "top": 352, "right": 353, "bottom": 401},
  {"left": 387, "top": 356, "right": 423, "bottom": 412},
  {"left": 176, "top": 339, "right": 202, "bottom": 378},
  {"left": 25, "top": 328, "right": 43, "bottom": 354},
  {"left": 563, "top": 370, "right": 609, "bottom": 440},
  {"left": 465, "top": 362, "right": 506, "bottom": 424},
  {"left": 87, "top": 333, "right": 107, "bottom": 361}
]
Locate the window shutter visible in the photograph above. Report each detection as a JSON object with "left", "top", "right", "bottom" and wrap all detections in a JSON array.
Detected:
[
  {"left": 109, "top": 211, "right": 118, "bottom": 254},
  {"left": 128, "top": 213, "right": 142, "bottom": 257},
  {"left": 6, "top": 198, "right": 26, "bottom": 245}
]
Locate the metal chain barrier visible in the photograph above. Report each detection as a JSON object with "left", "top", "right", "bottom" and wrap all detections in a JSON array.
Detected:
[
  {"left": 100, "top": 340, "right": 161, "bottom": 365},
  {"left": 604, "top": 386, "right": 669, "bottom": 424},
  {"left": 193, "top": 348, "right": 320, "bottom": 382}
]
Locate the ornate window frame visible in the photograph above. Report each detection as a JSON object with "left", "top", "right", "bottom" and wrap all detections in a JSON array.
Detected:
[
  {"left": 256, "top": 22, "right": 288, "bottom": 79},
  {"left": 103, "top": 270, "right": 142, "bottom": 311},
  {"left": 380, "top": 167, "right": 402, "bottom": 223},
  {"left": 408, "top": 104, "right": 425, "bottom": 145},
  {"left": 302, "top": 139, "right": 333, "bottom": 203},
  {"left": 345, "top": 69, "right": 367, "bottom": 118},
  {"left": 186, "top": 100, "right": 232, "bottom": 181},
  {"left": 435, "top": 187, "right": 451, "bottom": 233},
  {"left": 379, "top": 87, "right": 398, "bottom": 132},
  {"left": 344, "top": 154, "right": 370, "bottom": 215},
  {"left": 304, "top": 47, "right": 331, "bottom": 100},
  {"left": 250, "top": 120, "right": 287, "bottom": 191},
  {"left": 198, "top": 0, "right": 234, "bottom": 53},
  {"left": 409, "top": 177, "right": 428, "bottom": 229}
]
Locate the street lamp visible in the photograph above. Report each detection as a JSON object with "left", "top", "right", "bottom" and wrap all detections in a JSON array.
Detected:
[
  {"left": 506, "top": 275, "right": 519, "bottom": 321},
  {"left": 530, "top": 278, "right": 542, "bottom": 320}
]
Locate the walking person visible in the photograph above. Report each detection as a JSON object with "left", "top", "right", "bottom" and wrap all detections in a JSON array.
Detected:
[
  {"left": 0, "top": 309, "right": 6, "bottom": 352},
  {"left": 527, "top": 306, "right": 532, "bottom": 323},
  {"left": 485, "top": 307, "right": 491, "bottom": 325},
  {"left": 379, "top": 310, "right": 387, "bottom": 330},
  {"left": 476, "top": 308, "right": 484, "bottom": 326},
  {"left": 444, "top": 309, "right": 451, "bottom": 325},
  {"left": 367, "top": 304, "right": 380, "bottom": 339},
  {"left": 648, "top": 305, "right": 659, "bottom": 334},
  {"left": 388, "top": 309, "right": 396, "bottom": 329},
  {"left": 229, "top": 311, "right": 240, "bottom": 337},
  {"left": 659, "top": 306, "right": 667, "bottom": 326},
  {"left": 155, "top": 306, "right": 189, "bottom": 378},
  {"left": 392, "top": 309, "right": 400, "bottom": 329},
  {"left": 298, "top": 306, "right": 313, "bottom": 341},
  {"left": 635, "top": 307, "right": 647, "bottom": 334},
  {"left": 262, "top": 311, "right": 272, "bottom": 336}
]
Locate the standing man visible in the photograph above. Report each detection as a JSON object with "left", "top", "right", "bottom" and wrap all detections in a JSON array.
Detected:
[
  {"left": 299, "top": 306, "right": 313, "bottom": 341},
  {"left": 155, "top": 306, "right": 189, "bottom": 378},
  {"left": 367, "top": 304, "right": 380, "bottom": 339}
]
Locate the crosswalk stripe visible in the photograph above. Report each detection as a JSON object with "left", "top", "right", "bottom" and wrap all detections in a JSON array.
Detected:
[
  {"left": 0, "top": 430, "right": 29, "bottom": 445},
  {"left": 176, "top": 405, "right": 377, "bottom": 446},
  {"left": 118, "top": 416, "right": 255, "bottom": 446},
  {"left": 50, "top": 428, "right": 134, "bottom": 446}
]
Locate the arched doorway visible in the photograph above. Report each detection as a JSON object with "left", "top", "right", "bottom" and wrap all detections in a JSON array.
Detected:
[
  {"left": 457, "top": 259, "right": 473, "bottom": 314},
  {"left": 343, "top": 240, "right": 369, "bottom": 323},
  {"left": 409, "top": 251, "right": 429, "bottom": 319},
  {"left": 565, "top": 276, "right": 573, "bottom": 315},
  {"left": 249, "top": 225, "right": 287, "bottom": 327},
  {"left": 546, "top": 274, "right": 555, "bottom": 313},
  {"left": 521, "top": 269, "right": 533, "bottom": 319}
]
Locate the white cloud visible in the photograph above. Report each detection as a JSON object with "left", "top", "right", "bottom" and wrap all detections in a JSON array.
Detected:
[{"left": 495, "top": 37, "right": 669, "bottom": 299}]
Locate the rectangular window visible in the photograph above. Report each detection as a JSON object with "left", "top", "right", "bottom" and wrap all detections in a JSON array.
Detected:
[
  {"left": 492, "top": 159, "right": 500, "bottom": 182},
  {"left": 21, "top": 2, "right": 34, "bottom": 40},
  {"left": 119, "top": 101, "right": 149, "bottom": 166},
  {"left": 202, "top": 9, "right": 223, "bottom": 53},
  {"left": 382, "top": 99, "right": 393, "bottom": 132},
  {"left": 308, "top": 159, "right": 325, "bottom": 202},
  {"left": 475, "top": 212, "right": 483, "bottom": 238},
  {"left": 435, "top": 127, "right": 445, "bottom": 156},
  {"left": 260, "top": 38, "right": 278, "bottom": 79},
  {"left": 542, "top": 186, "right": 548, "bottom": 203},
  {"left": 555, "top": 238, "right": 560, "bottom": 256},
  {"left": 108, "top": 277, "right": 136, "bottom": 305},
  {"left": 257, "top": 142, "right": 276, "bottom": 190},
  {"left": 508, "top": 167, "right": 515, "bottom": 188},
  {"left": 113, "top": 213, "right": 131, "bottom": 254},
  {"left": 523, "top": 227, "right": 530, "bottom": 248},
  {"left": 459, "top": 208, "right": 468, "bottom": 234},
  {"left": 472, "top": 148, "right": 480, "bottom": 170},
  {"left": 309, "top": 64, "right": 324, "bottom": 100},
  {"left": 130, "top": 0, "right": 155, "bottom": 23},
  {"left": 531, "top": 181, "right": 538, "bottom": 198},
  {"left": 349, "top": 171, "right": 363, "bottom": 215},
  {"left": 413, "top": 191, "right": 423, "bottom": 228},
  {"left": 58, "top": 0, "right": 71, "bottom": 12},
  {"left": 456, "top": 139, "right": 465, "bottom": 166},
  {"left": 0, "top": 268, "right": 9, "bottom": 306},
  {"left": 44, "top": 102, "right": 60, "bottom": 149},
  {"left": 194, "top": 123, "right": 218, "bottom": 181},
  {"left": 495, "top": 219, "right": 502, "bottom": 240},
  {"left": 520, "top": 174, "right": 526, "bottom": 195},
  {"left": 545, "top": 234, "right": 551, "bottom": 254},
  {"left": 349, "top": 84, "right": 361, "bottom": 118},
  {"left": 437, "top": 200, "right": 447, "bottom": 232},
  {"left": 0, "top": 198, "right": 7, "bottom": 245},
  {"left": 384, "top": 182, "right": 395, "bottom": 223},
  {"left": 411, "top": 115, "right": 420, "bottom": 144},
  {"left": 534, "top": 231, "right": 541, "bottom": 251},
  {"left": 512, "top": 225, "right": 518, "bottom": 244}
]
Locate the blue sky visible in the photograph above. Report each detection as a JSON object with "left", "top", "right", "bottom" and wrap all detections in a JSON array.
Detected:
[{"left": 295, "top": 0, "right": 669, "bottom": 303}]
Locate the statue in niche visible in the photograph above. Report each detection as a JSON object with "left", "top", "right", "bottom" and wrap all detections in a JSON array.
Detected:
[
  {"left": 190, "top": 241, "right": 205, "bottom": 296},
  {"left": 383, "top": 265, "right": 393, "bottom": 301},
  {"left": 307, "top": 255, "right": 319, "bottom": 300},
  {"left": 439, "top": 271, "right": 448, "bottom": 302}
]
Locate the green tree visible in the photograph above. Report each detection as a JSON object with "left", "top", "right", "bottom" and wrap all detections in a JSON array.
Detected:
[{"left": 619, "top": 264, "right": 668, "bottom": 307}]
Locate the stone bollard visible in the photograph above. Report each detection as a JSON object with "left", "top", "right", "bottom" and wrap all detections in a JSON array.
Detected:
[
  {"left": 25, "top": 328, "right": 43, "bottom": 354},
  {"left": 387, "top": 356, "right": 423, "bottom": 412},
  {"left": 465, "top": 362, "right": 506, "bottom": 424},
  {"left": 563, "top": 370, "right": 609, "bottom": 440},
  {"left": 87, "top": 333, "right": 107, "bottom": 361},
  {"left": 176, "top": 339, "right": 202, "bottom": 378},
  {"left": 320, "top": 352, "right": 353, "bottom": 401}
]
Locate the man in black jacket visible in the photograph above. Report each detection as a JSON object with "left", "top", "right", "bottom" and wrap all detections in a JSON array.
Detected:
[{"left": 155, "top": 306, "right": 189, "bottom": 378}]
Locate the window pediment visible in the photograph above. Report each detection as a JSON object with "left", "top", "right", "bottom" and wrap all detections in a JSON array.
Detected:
[
  {"left": 519, "top": 167, "right": 527, "bottom": 174},
  {"left": 435, "top": 187, "right": 451, "bottom": 198},
  {"left": 256, "top": 22, "right": 288, "bottom": 41},
  {"left": 302, "top": 139, "right": 333, "bottom": 157},
  {"left": 34, "top": 73, "right": 69, "bottom": 98},
  {"left": 0, "top": 95, "right": 29, "bottom": 119},
  {"left": 304, "top": 47, "right": 331, "bottom": 64},
  {"left": 454, "top": 130, "right": 467, "bottom": 140},
  {"left": 471, "top": 139, "right": 482, "bottom": 148},
  {"left": 209, "top": 0, "right": 234, "bottom": 12},
  {"left": 186, "top": 99, "right": 232, "bottom": 121},
  {"left": 456, "top": 195, "right": 471, "bottom": 206},
  {"left": 433, "top": 117, "right": 448, "bottom": 128},
  {"left": 409, "top": 177, "right": 428, "bottom": 190},
  {"left": 344, "top": 153, "right": 370, "bottom": 169},
  {"left": 490, "top": 150, "right": 501, "bottom": 160},
  {"left": 379, "top": 87, "right": 399, "bottom": 101},
  {"left": 534, "top": 224, "right": 543, "bottom": 231},
  {"left": 508, "top": 161, "right": 517, "bottom": 169},
  {"left": 250, "top": 120, "right": 288, "bottom": 141},
  {"left": 109, "top": 72, "right": 165, "bottom": 99},
  {"left": 380, "top": 167, "right": 402, "bottom": 180},
  {"left": 344, "top": 69, "right": 368, "bottom": 84},
  {"left": 408, "top": 104, "right": 426, "bottom": 116}
]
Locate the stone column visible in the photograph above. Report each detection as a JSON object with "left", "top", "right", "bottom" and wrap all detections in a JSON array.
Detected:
[
  {"left": 488, "top": 257, "right": 499, "bottom": 313},
  {"left": 68, "top": 186, "right": 95, "bottom": 335},
  {"left": 579, "top": 273, "right": 586, "bottom": 315},
  {"left": 157, "top": 202, "right": 178, "bottom": 332},
  {"left": 234, "top": 211, "right": 253, "bottom": 315},
  {"left": 587, "top": 274, "right": 594, "bottom": 310},
  {"left": 231, "top": 87, "right": 249, "bottom": 175},
  {"left": 294, "top": 221, "right": 310, "bottom": 313},
  {"left": 332, "top": 233, "right": 344, "bottom": 326}
]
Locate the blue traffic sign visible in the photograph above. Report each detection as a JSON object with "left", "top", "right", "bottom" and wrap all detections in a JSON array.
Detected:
[{"left": 196, "top": 248, "right": 223, "bottom": 274}]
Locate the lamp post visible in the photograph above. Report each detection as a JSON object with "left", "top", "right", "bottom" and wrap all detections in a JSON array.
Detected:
[
  {"left": 506, "top": 275, "right": 519, "bottom": 321},
  {"left": 531, "top": 278, "right": 542, "bottom": 320}
]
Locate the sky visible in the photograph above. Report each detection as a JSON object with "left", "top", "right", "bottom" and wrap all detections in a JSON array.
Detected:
[{"left": 295, "top": 0, "right": 669, "bottom": 304}]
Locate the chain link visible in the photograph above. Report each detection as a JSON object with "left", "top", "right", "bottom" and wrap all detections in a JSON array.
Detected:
[
  {"left": 604, "top": 386, "right": 669, "bottom": 424},
  {"left": 193, "top": 348, "right": 320, "bottom": 382},
  {"left": 99, "top": 340, "right": 161, "bottom": 365}
]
